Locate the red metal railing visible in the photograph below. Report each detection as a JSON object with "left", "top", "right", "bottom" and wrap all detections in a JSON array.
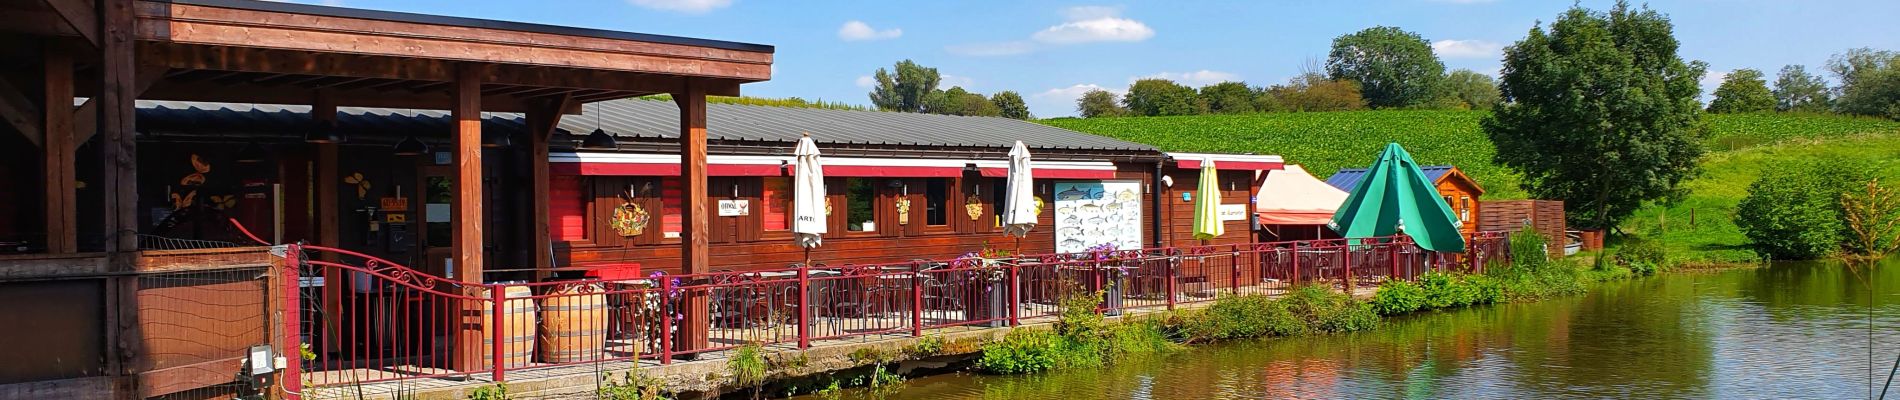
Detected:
[{"left": 287, "top": 233, "right": 1510, "bottom": 389}]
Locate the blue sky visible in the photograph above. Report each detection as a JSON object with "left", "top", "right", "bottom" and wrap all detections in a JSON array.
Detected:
[{"left": 306, "top": 0, "right": 1900, "bottom": 117}]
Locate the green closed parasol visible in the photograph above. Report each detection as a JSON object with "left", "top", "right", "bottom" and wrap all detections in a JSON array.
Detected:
[{"left": 1328, "top": 143, "right": 1465, "bottom": 252}]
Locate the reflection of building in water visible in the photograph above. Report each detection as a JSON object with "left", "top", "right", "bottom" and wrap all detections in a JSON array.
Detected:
[{"left": 1259, "top": 358, "right": 1343, "bottom": 399}]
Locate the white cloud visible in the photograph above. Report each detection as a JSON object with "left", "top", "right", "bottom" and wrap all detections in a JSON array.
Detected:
[
  {"left": 944, "top": 41, "right": 1036, "bottom": 57},
  {"left": 939, "top": 74, "right": 977, "bottom": 89},
  {"left": 1134, "top": 70, "right": 1241, "bottom": 86},
  {"left": 837, "top": 21, "right": 902, "bottom": 41},
  {"left": 1032, "top": 14, "right": 1154, "bottom": 44},
  {"left": 1432, "top": 39, "right": 1505, "bottom": 59},
  {"left": 1031, "top": 83, "right": 1123, "bottom": 117},
  {"left": 1700, "top": 69, "right": 1729, "bottom": 101},
  {"left": 855, "top": 75, "right": 876, "bottom": 88},
  {"left": 627, "top": 0, "right": 731, "bottom": 13}
]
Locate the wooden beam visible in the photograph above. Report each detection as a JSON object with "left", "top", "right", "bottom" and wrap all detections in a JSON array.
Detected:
[
  {"left": 526, "top": 93, "right": 572, "bottom": 280},
  {"left": 138, "top": 44, "right": 745, "bottom": 96},
  {"left": 673, "top": 81, "right": 710, "bottom": 352},
  {"left": 42, "top": 0, "right": 101, "bottom": 47},
  {"left": 0, "top": 75, "right": 43, "bottom": 148},
  {"left": 134, "top": 2, "right": 773, "bottom": 81},
  {"left": 449, "top": 63, "right": 485, "bottom": 371},
  {"left": 70, "top": 63, "right": 164, "bottom": 148},
  {"left": 44, "top": 47, "right": 77, "bottom": 254}
]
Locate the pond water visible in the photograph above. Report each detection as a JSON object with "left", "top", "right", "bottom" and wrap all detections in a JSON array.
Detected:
[{"left": 804, "top": 261, "right": 1900, "bottom": 399}]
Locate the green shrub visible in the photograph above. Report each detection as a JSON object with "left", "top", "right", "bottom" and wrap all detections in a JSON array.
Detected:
[
  {"left": 1417, "top": 272, "right": 1477, "bottom": 309},
  {"left": 1508, "top": 229, "right": 1549, "bottom": 267},
  {"left": 1281, "top": 285, "right": 1378, "bottom": 333},
  {"left": 1462, "top": 274, "right": 1505, "bottom": 305},
  {"left": 1370, "top": 279, "right": 1426, "bottom": 315},
  {"left": 468, "top": 383, "right": 509, "bottom": 400},
  {"left": 1185, "top": 295, "right": 1306, "bottom": 340},
  {"left": 1735, "top": 159, "right": 1873, "bottom": 260},
  {"left": 1611, "top": 237, "right": 1666, "bottom": 275},
  {"left": 975, "top": 329, "right": 1062, "bottom": 374},
  {"left": 728, "top": 343, "right": 768, "bottom": 390}
]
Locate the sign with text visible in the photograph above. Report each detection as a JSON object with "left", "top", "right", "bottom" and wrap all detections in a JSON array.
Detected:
[
  {"left": 1218, "top": 204, "right": 1248, "bottom": 221},
  {"left": 717, "top": 199, "right": 750, "bottom": 217}
]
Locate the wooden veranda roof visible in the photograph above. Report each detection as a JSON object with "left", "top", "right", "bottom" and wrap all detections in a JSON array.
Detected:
[{"left": 2, "top": 0, "right": 773, "bottom": 112}]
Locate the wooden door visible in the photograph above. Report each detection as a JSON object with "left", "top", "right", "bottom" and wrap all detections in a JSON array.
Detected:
[{"left": 417, "top": 166, "right": 455, "bottom": 278}]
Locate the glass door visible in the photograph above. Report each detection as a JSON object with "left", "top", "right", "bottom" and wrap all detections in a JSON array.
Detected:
[{"left": 417, "top": 166, "right": 455, "bottom": 278}]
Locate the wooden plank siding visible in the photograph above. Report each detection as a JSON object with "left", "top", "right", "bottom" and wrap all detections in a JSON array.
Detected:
[
  {"left": 1158, "top": 168, "right": 1263, "bottom": 288},
  {"left": 555, "top": 164, "right": 1156, "bottom": 272}
]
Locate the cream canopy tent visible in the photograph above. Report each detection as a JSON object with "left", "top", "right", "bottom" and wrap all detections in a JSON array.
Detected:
[{"left": 1255, "top": 165, "right": 1349, "bottom": 225}]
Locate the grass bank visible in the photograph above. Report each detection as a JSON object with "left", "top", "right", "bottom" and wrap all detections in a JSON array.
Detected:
[
  {"left": 1044, "top": 110, "right": 1900, "bottom": 265},
  {"left": 1621, "top": 133, "right": 1900, "bottom": 266},
  {"left": 971, "top": 232, "right": 1649, "bottom": 378}
]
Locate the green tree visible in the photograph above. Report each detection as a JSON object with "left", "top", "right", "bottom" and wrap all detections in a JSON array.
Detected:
[
  {"left": 991, "top": 91, "right": 1031, "bottom": 119},
  {"left": 1482, "top": 2, "right": 1708, "bottom": 230},
  {"left": 1326, "top": 26, "right": 1446, "bottom": 108},
  {"left": 868, "top": 59, "right": 941, "bottom": 113},
  {"left": 1123, "top": 79, "right": 1204, "bottom": 116},
  {"left": 1439, "top": 69, "right": 1500, "bottom": 110},
  {"left": 1265, "top": 73, "right": 1366, "bottom": 112},
  {"left": 1707, "top": 69, "right": 1776, "bottom": 113},
  {"left": 1736, "top": 159, "right": 1872, "bottom": 260},
  {"left": 956, "top": 90, "right": 1003, "bottom": 117},
  {"left": 1076, "top": 89, "right": 1127, "bottom": 118},
  {"left": 1772, "top": 64, "right": 1832, "bottom": 113},
  {"left": 1828, "top": 48, "right": 1900, "bottom": 120},
  {"left": 1198, "top": 81, "right": 1258, "bottom": 114}
]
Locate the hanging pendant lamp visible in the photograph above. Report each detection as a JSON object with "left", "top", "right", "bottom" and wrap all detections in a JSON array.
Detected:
[
  {"left": 235, "top": 142, "right": 268, "bottom": 163},
  {"left": 303, "top": 121, "right": 344, "bottom": 143},
  {"left": 393, "top": 135, "right": 429, "bottom": 156},
  {"left": 578, "top": 102, "right": 618, "bottom": 149},
  {"left": 482, "top": 129, "right": 512, "bottom": 148}
]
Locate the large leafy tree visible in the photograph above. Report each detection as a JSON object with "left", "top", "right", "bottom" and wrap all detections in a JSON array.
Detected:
[
  {"left": 1828, "top": 48, "right": 1900, "bottom": 120},
  {"left": 1123, "top": 79, "right": 1203, "bottom": 116},
  {"left": 1198, "top": 81, "right": 1257, "bottom": 114},
  {"left": 1076, "top": 89, "right": 1127, "bottom": 118},
  {"left": 1440, "top": 69, "right": 1500, "bottom": 110},
  {"left": 1772, "top": 65, "right": 1832, "bottom": 113},
  {"left": 1482, "top": 1, "right": 1708, "bottom": 230},
  {"left": 1326, "top": 26, "right": 1445, "bottom": 108},
  {"left": 868, "top": 59, "right": 941, "bottom": 112},
  {"left": 991, "top": 91, "right": 1031, "bottom": 119},
  {"left": 1707, "top": 69, "right": 1775, "bottom": 113}
]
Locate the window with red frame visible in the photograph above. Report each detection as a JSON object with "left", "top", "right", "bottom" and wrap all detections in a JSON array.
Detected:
[
  {"left": 549, "top": 175, "right": 587, "bottom": 241},
  {"left": 762, "top": 177, "right": 791, "bottom": 231}
]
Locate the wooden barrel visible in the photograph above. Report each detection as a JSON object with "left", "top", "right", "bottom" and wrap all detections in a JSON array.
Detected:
[
  {"left": 539, "top": 282, "right": 608, "bottom": 363},
  {"left": 481, "top": 285, "right": 537, "bottom": 368}
]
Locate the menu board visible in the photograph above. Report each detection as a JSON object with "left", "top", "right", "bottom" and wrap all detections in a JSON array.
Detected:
[{"left": 1054, "top": 180, "right": 1143, "bottom": 253}]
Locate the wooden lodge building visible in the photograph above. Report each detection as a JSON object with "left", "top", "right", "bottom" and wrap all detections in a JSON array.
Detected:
[
  {"left": 0, "top": 1, "right": 1288, "bottom": 396},
  {"left": 122, "top": 99, "right": 1287, "bottom": 279}
]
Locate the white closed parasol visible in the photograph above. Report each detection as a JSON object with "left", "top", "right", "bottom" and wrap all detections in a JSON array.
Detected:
[{"left": 1002, "top": 141, "right": 1037, "bottom": 241}]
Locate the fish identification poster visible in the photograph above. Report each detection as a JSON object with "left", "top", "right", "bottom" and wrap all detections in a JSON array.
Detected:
[{"left": 1054, "top": 180, "right": 1142, "bottom": 253}]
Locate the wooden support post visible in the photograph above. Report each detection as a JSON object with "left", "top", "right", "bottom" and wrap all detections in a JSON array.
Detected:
[
  {"left": 525, "top": 94, "right": 572, "bottom": 281},
  {"left": 451, "top": 63, "right": 487, "bottom": 371},
  {"left": 311, "top": 92, "right": 343, "bottom": 355},
  {"left": 44, "top": 48, "right": 77, "bottom": 254},
  {"left": 97, "top": 1, "right": 141, "bottom": 398},
  {"left": 673, "top": 82, "right": 710, "bottom": 353}
]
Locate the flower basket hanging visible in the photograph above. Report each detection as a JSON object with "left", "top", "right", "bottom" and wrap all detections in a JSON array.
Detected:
[{"left": 611, "top": 202, "right": 649, "bottom": 237}]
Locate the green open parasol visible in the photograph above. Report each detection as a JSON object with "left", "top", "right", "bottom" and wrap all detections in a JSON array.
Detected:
[{"left": 1328, "top": 143, "right": 1466, "bottom": 252}]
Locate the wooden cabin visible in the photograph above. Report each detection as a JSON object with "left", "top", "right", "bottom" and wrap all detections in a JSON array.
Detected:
[
  {"left": 0, "top": 0, "right": 772, "bottom": 396},
  {"left": 1325, "top": 165, "right": 1485, "bottom": 236},
  {"left": 539, "top": 100, "right": 1174, "bottom": 274}
]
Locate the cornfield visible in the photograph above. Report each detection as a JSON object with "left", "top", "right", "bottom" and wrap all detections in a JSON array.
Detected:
[{"left": 1043, "top": 110, "right": 1900, "bottom": 200}]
